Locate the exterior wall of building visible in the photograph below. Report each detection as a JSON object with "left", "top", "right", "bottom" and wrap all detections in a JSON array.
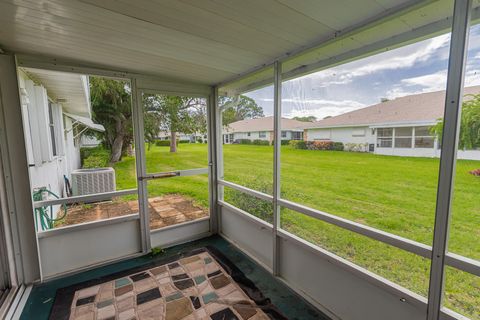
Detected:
[
  {"left": 457, "top": 150, "right": 480, "bottom": 160},
  {"left": 234, "top": 131, "right": 271, "bottom": 141},
  {"left": 376, "top": 148, "right": 480, "bottom": 160},
  {"left": 18, "top": 71, "right": 83, "bottom": 218},
  {"left": 375, "top": 147, "right": 440, "bottom": 158},
  {"left": 308, "top": 127, "right": 375, "bottom": 145},
  {"left": 307, "top": 125, "right": 480, "bottom": 160},
  {"left": 64, "top": 116, "right": 82, "bottom": 177},
  {"left": 223, "top": 130, "right": 301, "bottom": 144}
]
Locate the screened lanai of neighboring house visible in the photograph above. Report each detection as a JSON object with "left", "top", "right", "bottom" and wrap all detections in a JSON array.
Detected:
[{"left": 0, "top": 1, "right": 479, "bottom": 320}]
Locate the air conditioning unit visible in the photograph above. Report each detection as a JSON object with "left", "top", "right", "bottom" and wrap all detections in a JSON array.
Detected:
[{"left": 71, "top": 168, "right": 116, "bottom": 196}]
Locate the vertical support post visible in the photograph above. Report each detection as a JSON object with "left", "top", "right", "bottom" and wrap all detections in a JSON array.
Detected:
[
  {"left": 215, "top": 87, "right": 224, "bottom": 233},
  {"left": 427, "top": 1, "right": 471, "bottom": 319},
  {"left": 272, "top": 61, "right": 282, "bottom": 275},
  {"left": 207, "top": 86, "right": 219, "bottom": 234},
  {"left": 131, "top": 78, "right": 151, "bottom": 253},
  {"left": 0, "top": 54, "right": 40, "bottom": 284}
]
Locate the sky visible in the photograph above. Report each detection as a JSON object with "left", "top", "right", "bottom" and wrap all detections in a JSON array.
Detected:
[{"left": 244, "top": 24, "right": 480, "bottom": 120}]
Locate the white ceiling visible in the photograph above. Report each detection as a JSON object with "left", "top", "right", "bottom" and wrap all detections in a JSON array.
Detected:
[{"left": 0, "top": 0, "right": 478, "bottom": 87}]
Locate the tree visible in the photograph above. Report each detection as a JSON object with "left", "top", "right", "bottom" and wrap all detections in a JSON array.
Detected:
[
  {"left": 221, "top": 95, "right": 264, "bottom": 126},
  {"left": 431, "top": 93, "right": 480, "bottom": 150},
  {"left": 143, "top": 95, "right": 206, "bottom": 152},
  {"left": 90, "top": 77, "right": 133, "bottom": 162},
  {"left": 293, "top": 116, "right": 317, "bottom": 122}
]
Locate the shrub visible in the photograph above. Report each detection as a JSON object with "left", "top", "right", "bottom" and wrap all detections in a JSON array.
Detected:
[
  {"left": 289, "top": 140, "right": 307, "bottom": 149},
  {"left": 270, "top": 140, "right": 291, "bottom": 146},
  {"left": 224, "top": 181, "right": 273, "bottom": 223},
  {"left": 252, "top": 139, "right": 270, "bottom": 145},
  {"left": 333, "top": 142, "right": 344, "bottom": 151},
  {"left": 307, "top": 140, "right": 334, "bottom": 150},
  {"left": 235, "top": 139, "right": 252, "bottom": 144},
  {"left": 179, "top": 140, "right": 189, "bottom": 144},
  {"left": 469, "top": 168, "right": 480, "bottom": 176},
  {"left": 344, "top": 143, "right": 368, "bottom": 152},
  {"left": 81, "top": 147, "right": 110, "bottom": 168},
  {"left": 155, "top": 140, "right": 179, "bottom": 147}
]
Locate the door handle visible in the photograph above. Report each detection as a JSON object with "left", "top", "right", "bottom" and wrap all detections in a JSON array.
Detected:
[{"left": 138, "top": 172, "right": 179, "bottom": 181}]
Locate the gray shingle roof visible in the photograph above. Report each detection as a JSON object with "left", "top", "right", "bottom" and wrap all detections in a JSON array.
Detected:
[
  {"left": 224, "top": 116, "right": 306, "bottom": 133},
  {"left": 303, "top": 86, "right": 480, "bottom": 129}
]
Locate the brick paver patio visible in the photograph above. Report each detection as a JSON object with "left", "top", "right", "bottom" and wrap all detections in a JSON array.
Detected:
[{"left": 57, "top": 194, "right": 208, "bottom": 229}]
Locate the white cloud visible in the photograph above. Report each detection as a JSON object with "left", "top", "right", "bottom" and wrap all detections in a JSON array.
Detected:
[
  {"left": 385, "top": 70, "right": 448, "bottom": 99},
  {"left": 289, "top": 34, "right": 451, "bottom": 87},
  {"left": 385, "top": 57, "right": 480, "bottom": 100}
]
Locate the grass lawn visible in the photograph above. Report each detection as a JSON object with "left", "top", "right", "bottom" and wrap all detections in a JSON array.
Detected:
[{"left": 113, "top": 143, "right": 479, "bottom": 319}]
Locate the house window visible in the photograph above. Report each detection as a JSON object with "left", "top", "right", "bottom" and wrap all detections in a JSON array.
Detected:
[
  {"left": 394, "top": 127, "right": 413, "bottom": 148},
  {"left": 247, "top": 132, "right": 251, "bottom": 137},
  {"left": 48, "top": 103, "right": 57, "bottom": 156},
  {"left": 259, "top": 131, "right": 266, "bottom": 138},
  {"left": 352, "top": 128, "right": 366, "bottom": 137},
  {"left": 47, "top": 103, "right": 65, "bottom": 157},
  {"left": 281, "top": 131, "right": 287, "bottom": 138},
  {"left": 291, "top": 131, "right": 302, "bottom": 140},
  {"left": 414, "top": 126, "right": 435, "bottom": 148},
  {"left": 377, "top": 128, "right": 393, "bottom": 148}
]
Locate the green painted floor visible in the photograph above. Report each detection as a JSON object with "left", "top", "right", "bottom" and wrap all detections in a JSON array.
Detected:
[{"left": 21, "top": 235, "right": 330, "bottom": 320}]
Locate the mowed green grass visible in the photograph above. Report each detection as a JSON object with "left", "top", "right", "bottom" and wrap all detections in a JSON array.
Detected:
[{"left": 114, "top": 143, "right": 480, "bottom": 318}]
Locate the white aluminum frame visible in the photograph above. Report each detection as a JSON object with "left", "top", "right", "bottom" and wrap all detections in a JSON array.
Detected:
[
  {"left": 427, "top": 1, "right": 472, "bottom": 319},
  {"left": 10, "top": 55, "right": 216, "bottom": 281},
  {"left": 32, "top": 189, "right": 138, "bottom": 208},
  {"left": 272, "top": 61, "right": 282, "bottom": 275},
  {"left": 0, "top": 0, "right": 476, "bottom": 318},
  {"left": 216, "top": 2, "right": 479, "bottom": 319},
  {"left": 134, "top": 84, "right": 215, "bottom": 251}
]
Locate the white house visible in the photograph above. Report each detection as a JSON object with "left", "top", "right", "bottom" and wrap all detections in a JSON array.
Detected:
[
  {"left": 17, "top": 68, "right": 105, "bottom": 203},
  {"left": 223, "top": 116, "right": 305, "bottom": 144},
  {"left": 156, "top": 131, "right": 207, "bottom": 143},
  {"left": 303, "top": 86, "right": 480, "bottom": 160}
]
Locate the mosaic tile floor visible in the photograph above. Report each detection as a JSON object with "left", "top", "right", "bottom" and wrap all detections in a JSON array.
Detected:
[{"left": 54, "top": 248, "right": 283, "bottom": 320}]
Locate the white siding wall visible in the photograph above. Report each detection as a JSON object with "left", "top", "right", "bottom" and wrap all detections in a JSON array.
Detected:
[
  {"left": 307, "top": 126, "right": 480, "bottom": 160},
  {"left": 18, "top": 71, "right": 82, "bottom": 218},
  {"left": 375, "top": 148, "right": 480, "bottom": 160},
  {"left": 308, "top": 126, "right": 374, "bottom": 145},
  {"left": 225, "top": 130, "right": 299, "bottom": 143},
  {"left": 232, "top": 131, "right": 271, "bottom": 142},
  {"left": 375, "top": 147, "right": 440, "bottom": 158},
  {"left": 64, "top": 116, "right": 82, "bottom": 176}
]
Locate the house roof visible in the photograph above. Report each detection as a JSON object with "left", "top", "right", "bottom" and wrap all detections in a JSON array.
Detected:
[
  {"left": 225, "top": 116, "right": 306, "bottom": 133},
  {"left": 304, "top": 86, "right": 480, "bottom": 130}
]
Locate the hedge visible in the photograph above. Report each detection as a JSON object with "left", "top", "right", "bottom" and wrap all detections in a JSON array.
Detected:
[
  {"left": 81, "top": 147, "right": 110, "bottom": 168},
  {"left": 307, "top": 140, "right": 333, "bottom": 150},
  {"left": 333, "top": 142, "right": 344, "bottom": 151},
  {"left": 289, "top": 140, "right": 347, "bottom": 151},
  {"left": 155, "top": 140, "right": 179, "bottom": 147},
  {"left": 235, "top": 139, "right": 252, "bottom": 145},
  {"left": 252, "top": 139, "right": 270, "bottom": 145},
  {"left": 289, "top": 140, "right": 307, "bottom": 149}
]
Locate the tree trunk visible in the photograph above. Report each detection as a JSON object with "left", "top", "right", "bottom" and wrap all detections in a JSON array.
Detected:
[
  {"left": 110, "top": 119, "right": 125, "bottom": 162},
  {"left": 170, "top": 130, "right": 177, "bottom": 153},
  {"left": 110, "top": 134, "right": 124, "bottom": 162}
]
